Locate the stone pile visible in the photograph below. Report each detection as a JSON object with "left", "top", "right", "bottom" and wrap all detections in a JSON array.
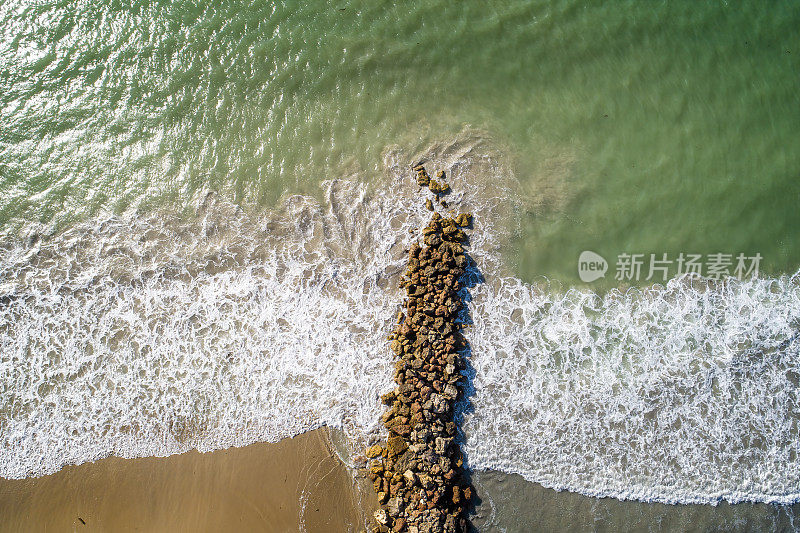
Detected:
[{"left": 365, "top": 165, "right": 473, "bottom": 533}]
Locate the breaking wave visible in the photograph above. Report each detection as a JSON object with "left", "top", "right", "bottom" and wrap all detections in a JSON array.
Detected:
[
  {"left": 464, "top": 274, "right": 800, "bottom": 505},
  {"left": 0, "top": 134, "right": 798, "bottom": 506}
]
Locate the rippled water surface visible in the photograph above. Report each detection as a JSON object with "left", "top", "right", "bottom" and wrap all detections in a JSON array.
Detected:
[
  {"left": 1, "top": 1, "right": 799, "bottom": 530},
  {"left": 2, "top": 1, "right": 798, "bottom": 282}
]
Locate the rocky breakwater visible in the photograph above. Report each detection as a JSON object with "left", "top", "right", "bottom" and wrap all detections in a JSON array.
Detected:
[{"left": 366, "top": 165, "right": 474, "bottom": 533}]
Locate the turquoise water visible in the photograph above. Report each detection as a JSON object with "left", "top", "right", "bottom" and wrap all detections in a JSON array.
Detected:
[
  {"left": 2, "top": 1, "right": 800, "bottom": 530},
  {"left": 2, "top": 1, "right": 798, "bottom": 284}
]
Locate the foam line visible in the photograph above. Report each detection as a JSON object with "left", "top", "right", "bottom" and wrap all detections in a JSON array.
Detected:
[{"left": 0, "top": 150, "right": 798, "bottom": 506}]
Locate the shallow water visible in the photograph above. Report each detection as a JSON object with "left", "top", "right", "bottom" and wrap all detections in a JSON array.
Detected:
[
  {"left": 471, "top": 470, "right": 800, "bottom": 533},
  {"left": 1, "top": 1, "right": 799, "bottom": 531},
  {"left": 1, "top": 1, "right": 798, "bottom": 283},
  {"left": 0, "top": 142, "right": 797, "bottom": 511}
]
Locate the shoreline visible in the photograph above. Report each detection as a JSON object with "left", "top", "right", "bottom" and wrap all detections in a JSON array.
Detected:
[
  {"left": 470, "top": 469, "right": 800, "bottom": 532},
  {"left": 2, "top": 428, "right": 798, "bottom": 532},
  {"left": 0, "top": 427, "right": 369, "bottom": 532}
]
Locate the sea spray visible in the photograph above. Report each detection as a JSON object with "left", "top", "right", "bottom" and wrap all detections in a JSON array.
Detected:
[{"left": 365, "top": 165, "right": 474, "bottom": 532}]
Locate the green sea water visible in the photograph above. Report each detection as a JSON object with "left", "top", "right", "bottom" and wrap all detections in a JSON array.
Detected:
[
  {"left": 2, "top": 2, "right": 800, "bottom": 529},
  {"left": 1, "top": 0, "right": 798, "bottom": 285}
]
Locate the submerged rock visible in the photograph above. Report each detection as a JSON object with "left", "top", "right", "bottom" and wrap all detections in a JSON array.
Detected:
[{"left": 454, "top": 213, "right": 472, "bottom": 228}]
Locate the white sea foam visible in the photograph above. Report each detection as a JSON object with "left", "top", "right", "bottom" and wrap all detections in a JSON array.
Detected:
[
  {"left": 0, "top": 135, "right": 798, "bottom": 507},
  {"left": 0, "top": 179, "right": 409, "bottom": 478},
  {"left": 463, "top": 274, "right": 800, "bottom": 505}
]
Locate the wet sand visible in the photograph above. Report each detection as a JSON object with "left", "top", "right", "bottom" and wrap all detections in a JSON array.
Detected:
[
  {"left": 0, "top": 428, "right": 368, "bottom": 532},
  {"left": 3, "top": 426, "right": 798, "bottom": 533},
  {"left": 470, "top": 470, "right": 800, "bottom": 532}
]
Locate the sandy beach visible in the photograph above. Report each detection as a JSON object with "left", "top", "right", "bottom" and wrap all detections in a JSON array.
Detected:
[
  {"left": 0, "top": 2, "right": 799, "bottom": 531},
  {"left": 0, "top": 428, "right": 368, "bottom": 532},
  {"left": 3, "top": 425, "right": 800, "bottom": 532}
]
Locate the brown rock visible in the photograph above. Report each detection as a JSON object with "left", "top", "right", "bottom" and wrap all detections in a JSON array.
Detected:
[
  {"left": 394, "top": 424, "right": 412, "bottom": 437},
  {"left": 366, "top": 445, "right": 384, "bottom": 458},
  {"left": 455, "top": 213, "right": 472, "bottom": 227},
  {"left": 381, "top": 390, "right": 397, "bottom": 405},
  {"left": 429, "top": 179, "right": 450, "bottom": 195},
  {"left": 387, "top": 496, "right": 404, "bottom": 517},
  {"left": 374, "top": 509, "right": 389, "bottom": 526},
  {"left": 370, "top": 461, "right": 384, "bottom": 475},
  {"left": 387, "top": 435, "right": 408, "bottom": 457},
  {"left": 443, "top": 383, "right": 458, "bottom": 399},
  {"left": 376, "top": 175, "right": 474, "bottom": 532},
  {"left": 391, "top": 340, "right": 403, "bottom": 355}
]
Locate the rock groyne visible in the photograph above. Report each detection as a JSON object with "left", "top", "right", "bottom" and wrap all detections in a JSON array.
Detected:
[{"left": 366, "top": 165, "right": 474, "bottom": 533}]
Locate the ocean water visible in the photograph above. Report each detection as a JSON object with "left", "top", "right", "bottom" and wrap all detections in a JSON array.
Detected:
[{"left": 1, "top": 0, "right": 799, "bottom": 530}]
